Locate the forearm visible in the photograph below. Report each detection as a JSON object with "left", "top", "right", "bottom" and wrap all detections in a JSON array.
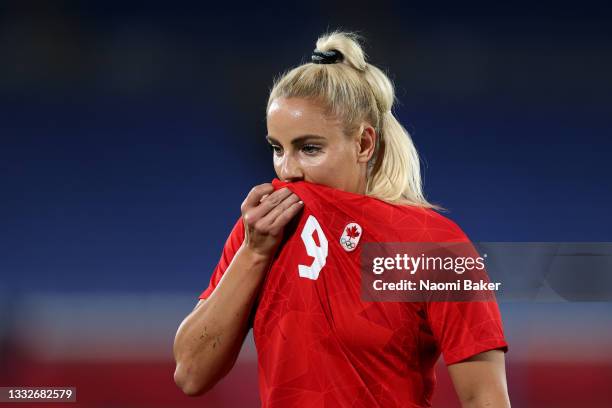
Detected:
[{"left": 173, "top": 245, "right": 270, "bottom": 395}]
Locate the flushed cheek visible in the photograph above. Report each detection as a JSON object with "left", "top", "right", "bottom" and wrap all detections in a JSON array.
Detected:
[
  {"left": 300, "top": 154, "right": 328, "bottom": 168},
  {"left": 301, "top": 165, "right": 331, "bottom": 181},
  {"left": 272, "top": 155, "right": 282, "bottom": 167},
  {"left": 302, "top": 160, "right": 349, "bottom": 186}
]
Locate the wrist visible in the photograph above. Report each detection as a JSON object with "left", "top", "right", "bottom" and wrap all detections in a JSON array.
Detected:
[{"left": 238, "top": 244, "right": 273, "bottom": 266}]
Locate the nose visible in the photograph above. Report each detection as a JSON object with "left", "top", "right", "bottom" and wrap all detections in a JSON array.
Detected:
[{"left": 279, "top": 155, "right": 304, "bottom": 182}]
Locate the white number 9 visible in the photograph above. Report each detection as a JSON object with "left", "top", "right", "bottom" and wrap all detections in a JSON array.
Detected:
[{"left": 298, "top": 215, "right": 328, "bottom": 280}]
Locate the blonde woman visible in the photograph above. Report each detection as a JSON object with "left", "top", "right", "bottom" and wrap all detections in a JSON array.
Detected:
[{"left": 174, "top": 31, "right": 510, "bottom": 407}]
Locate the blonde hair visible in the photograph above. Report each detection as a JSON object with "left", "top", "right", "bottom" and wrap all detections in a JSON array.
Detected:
[{"left": 267, "top": 30, "right": 442, "bottom": 210}]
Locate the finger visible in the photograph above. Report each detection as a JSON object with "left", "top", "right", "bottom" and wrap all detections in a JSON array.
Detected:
[
  {"left": 248, "top": 188, "right": 293, "bottom": 219},
  {"left": 242, "top": 183, "right": 274, "bottom": 211},
  {"left": 269, "top": 199, "right": 304, "bottom": 230},
  {"left": 258, "top": 193, "right": 301, "bottom": 226},
  {"left": 259, "top": 193, "right": 270, "bottom": 203}
]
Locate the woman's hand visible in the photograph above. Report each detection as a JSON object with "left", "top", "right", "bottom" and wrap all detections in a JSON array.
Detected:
[{"left": 240, "top": 183, "right": 303, "bottom": 259}]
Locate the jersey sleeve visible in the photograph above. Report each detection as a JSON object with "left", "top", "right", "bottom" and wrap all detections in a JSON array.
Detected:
[
  {"left": 425, "top": 299, "right": 508, "bottom": 365},
  {"left": 198, "top": 216, "right": 245, "bottom": 300},
  {"left": 424, "top": 217, "right": 508, "bottom": 365}
]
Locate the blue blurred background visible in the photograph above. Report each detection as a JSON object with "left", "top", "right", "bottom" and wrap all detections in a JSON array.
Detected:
[{"left": 1, "top": 1, "right": 611, "bottom": 407}]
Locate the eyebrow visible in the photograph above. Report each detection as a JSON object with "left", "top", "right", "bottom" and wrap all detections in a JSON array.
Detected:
[{"left": 265, "top": 134, "right": 326, "bottom": 146}]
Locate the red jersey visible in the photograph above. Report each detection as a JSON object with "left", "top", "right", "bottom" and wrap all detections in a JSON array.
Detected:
[{"left": 200, "top": 179, "right": 508, "bottom": 407}]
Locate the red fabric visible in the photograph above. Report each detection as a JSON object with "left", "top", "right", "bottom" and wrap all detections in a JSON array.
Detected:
[{"left": 199, "top": 179, "right": 507, "bottom": 407}]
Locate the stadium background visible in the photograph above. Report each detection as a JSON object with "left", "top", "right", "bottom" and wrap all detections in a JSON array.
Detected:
[{"left": 1, "top": 1, "right": 611, "bottom": 407}]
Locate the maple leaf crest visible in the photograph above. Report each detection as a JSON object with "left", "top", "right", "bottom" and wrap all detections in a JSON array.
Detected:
[{"left": 345, "top": 225, "right": 360, "bottom": 239}]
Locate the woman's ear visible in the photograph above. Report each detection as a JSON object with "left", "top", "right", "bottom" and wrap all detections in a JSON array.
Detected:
[{"left": 357, "top": 124, "right": 377, "bottom": 164}]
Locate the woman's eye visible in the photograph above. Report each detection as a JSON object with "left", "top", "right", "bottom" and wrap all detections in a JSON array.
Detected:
[
  {"left": 268, "top": 144, "right": 283, "bottom": 155},
  {"left": 301, "top": 144, "right": 321, "bottom": 154}
]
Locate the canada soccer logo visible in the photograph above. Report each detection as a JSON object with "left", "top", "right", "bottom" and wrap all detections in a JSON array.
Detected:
[{"left": 340, "top": 222, "right": 362, "bottom": 252}]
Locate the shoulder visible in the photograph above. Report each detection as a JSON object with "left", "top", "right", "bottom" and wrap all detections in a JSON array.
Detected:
[
  {"left": 394, "top": 204, "right": 470, "bottom": 242},
  {"left": 221, "top": 215, "right": 245, "bottom": 249}
]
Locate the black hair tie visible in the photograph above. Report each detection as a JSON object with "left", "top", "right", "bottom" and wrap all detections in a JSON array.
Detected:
[{"left": 311, "top": 49, "right": 343, "bottom": 64}]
